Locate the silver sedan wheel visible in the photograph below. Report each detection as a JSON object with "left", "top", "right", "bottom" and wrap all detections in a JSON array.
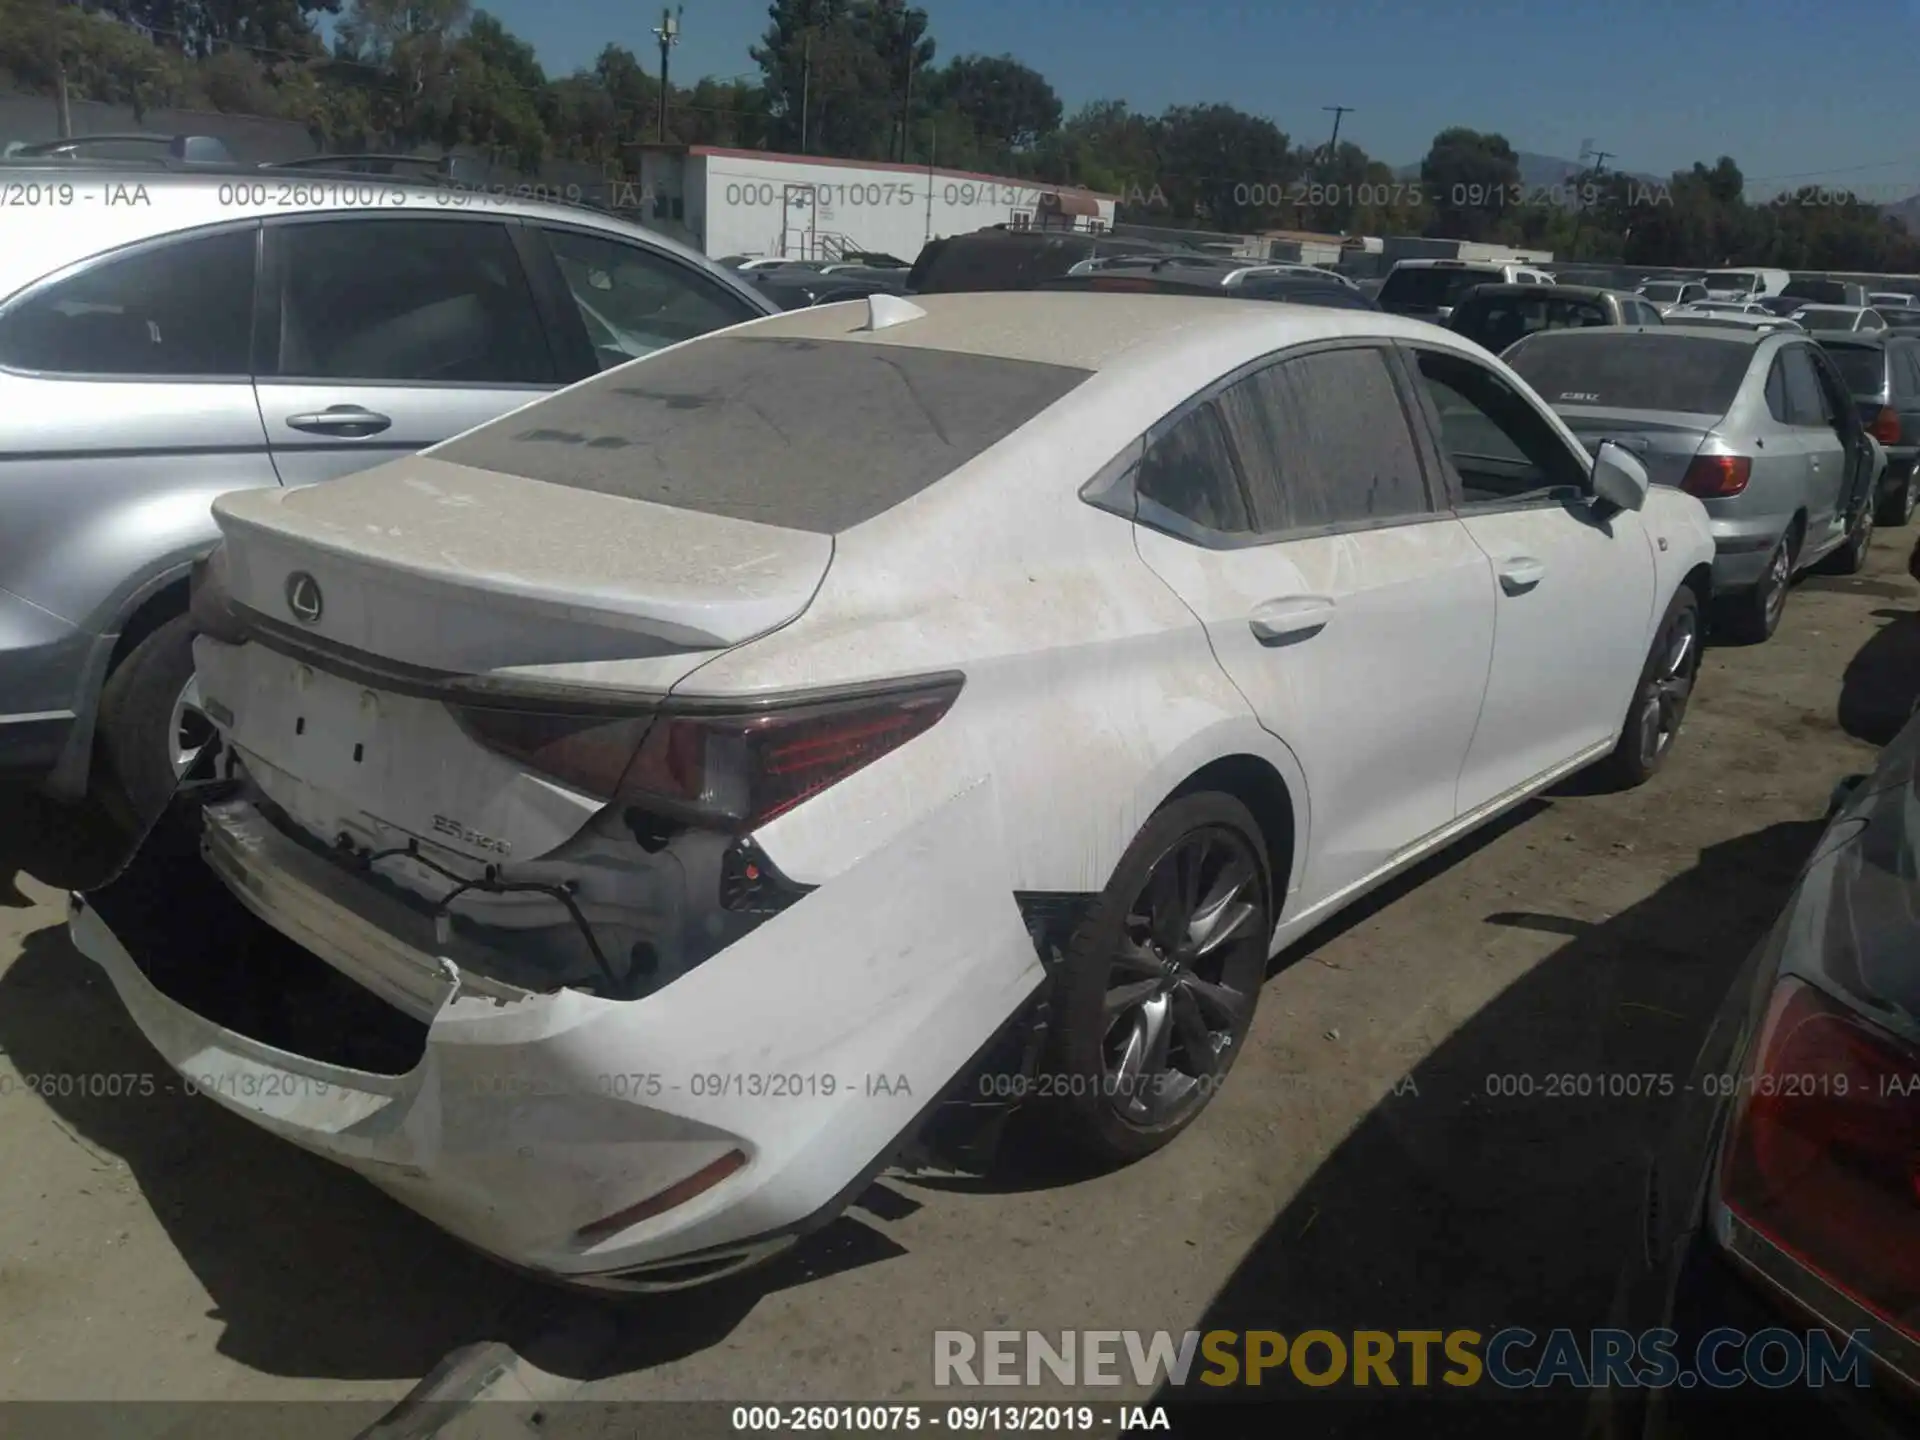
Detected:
[
  {"left": 168, "top": 674, "right": 218, "bottom": 780},
  {"left": 1636, "top": 605, "right": 1699, "bottom": 770}
]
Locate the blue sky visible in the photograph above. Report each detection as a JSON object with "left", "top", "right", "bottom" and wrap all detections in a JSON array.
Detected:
[{"left": 463, "top": 0, "right": 1918, "bottom": 199}]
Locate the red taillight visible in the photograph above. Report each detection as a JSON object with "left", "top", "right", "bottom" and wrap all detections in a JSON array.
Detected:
[
  {"left": 1681, "top": 454, "right": 1752, "bottom": 498},
  {"left": 1873, "top": 406, "right": 1903, "bottom": 446},
  {"left": 1719, "top": 977, "right": 1920, "bottom": 1340},
  {"left": 452, "top": 675, "right": 962, "bottom": 833}
]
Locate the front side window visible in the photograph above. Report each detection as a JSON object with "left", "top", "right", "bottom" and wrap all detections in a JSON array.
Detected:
[
  {"left": 1408, "top": 347, "right": 1588, "bottom": 504},
  {"left": 540, "top": 227, "right": 760, "bottom": 369},
  {"left": 1215, "top": 347, "right": 1432, "bottom": 532},
  {"left": 268, "top": 219, "right": 552, "bottom": 384},
  {"left": 0, "top": 227, "right": 256, "bottom": 376}
]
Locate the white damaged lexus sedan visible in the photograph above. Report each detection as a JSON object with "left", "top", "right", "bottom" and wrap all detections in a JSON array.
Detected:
[{"left": 68, "top": 292, "right": 1716, "bottom": 1290}]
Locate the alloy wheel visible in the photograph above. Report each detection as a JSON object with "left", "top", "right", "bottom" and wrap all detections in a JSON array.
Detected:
[
  {"left": 1636, "top": 605, "right": 1699, "bottom": 770},
  {"left": 1761, "top": 540, "right": 1791, "bottom": 632},
  {"left": 1100, "top": 826, "right": 1267, "bottom": 1129},
  {"left": 169, "top": 675, "right": 218, "bottom": 781}
]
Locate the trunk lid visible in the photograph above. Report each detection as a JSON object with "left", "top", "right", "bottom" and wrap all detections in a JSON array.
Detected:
[
  {"left": 1554, "top": 406, "right": 1717, "bottom": 490},
  {"left": 203, "top": 455, "right": 833, "bottom": 864},
  {"left": 212, "top": 455, "right": 833, "bottom": 683}
]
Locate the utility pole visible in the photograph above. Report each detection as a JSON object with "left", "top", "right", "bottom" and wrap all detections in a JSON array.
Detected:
[
  {"left": 799, "top": 30, "right": 812, "bottom": 154},
  {"left": 1570, "top": 147, "right": 1613, "bottom": 258},
  {"left": 1321, "top": 104, "right": 1353, "bottom": 165},
  {"left": 899, "top": 46, "right": 917, "bottom": 163},
  {"left": 653, "top": 6, "right": 681, "bottom": 143}
]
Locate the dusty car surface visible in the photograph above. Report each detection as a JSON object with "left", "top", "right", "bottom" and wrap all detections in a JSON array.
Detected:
[{"left": 70, "top": 291, "right": 1715, "bottom": 1291}]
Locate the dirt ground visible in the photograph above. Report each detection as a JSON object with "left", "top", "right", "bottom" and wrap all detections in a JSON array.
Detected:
[{"left": 3, "top": 527, "right": 1916, "bottom": 1438}]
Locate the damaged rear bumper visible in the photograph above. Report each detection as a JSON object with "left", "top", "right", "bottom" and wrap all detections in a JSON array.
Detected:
[{"left": 68, "top": 782, "right": 1045, "bottom": 1290}]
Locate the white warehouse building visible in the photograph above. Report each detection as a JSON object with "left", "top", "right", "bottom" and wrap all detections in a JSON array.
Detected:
[{"left": 632, "top": 144, "right": 1117, "bottom": 263}]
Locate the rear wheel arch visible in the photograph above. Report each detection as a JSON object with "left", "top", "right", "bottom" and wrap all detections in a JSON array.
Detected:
[
  {"left": 107, "top": 575, "right": 191, "bottom": 673},
  {"left": 1163, "top": 753, "right": 1297, "bottom": 913},
  {"left": 1681, "top": 562, "right": 1713, "bottom": 615}
]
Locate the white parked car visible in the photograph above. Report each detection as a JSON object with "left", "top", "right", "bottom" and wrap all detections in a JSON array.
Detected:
[{"left": 71, "top": 292, "right": 1717, "bottom": 1291}]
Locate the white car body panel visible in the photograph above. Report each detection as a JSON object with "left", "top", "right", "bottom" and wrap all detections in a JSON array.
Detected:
[
  {"left": 1133, "top": 518, "right": 1496, "bottom": 907},
  {"left": 69, "top": 780, "right": 1042, "bottom": 1283}
]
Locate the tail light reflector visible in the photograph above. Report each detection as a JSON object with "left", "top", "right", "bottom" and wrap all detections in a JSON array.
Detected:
[
  {"left": 452, "top": 674, "right": 963, "bottom": 834},
  {"left": 1873, "top": 406, "right": 1903, "bottom": 446},
  {"left": 1718, "top": 977, "right": 1920, "bottom": 1341},
  {"left": 575, "top": 1148, "right": 748, "bottom": 1245},
  {"left": 1682, "top": 454, "right": 1752, "bottom": 498}
]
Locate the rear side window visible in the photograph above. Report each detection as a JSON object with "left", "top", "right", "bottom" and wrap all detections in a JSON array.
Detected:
[
  {"left": 1503, "top": 333, "right": 1753, "bottom": 414},
  {"left": 539, "top": 226, "right": 758, "bottom": 369},
  {"left": 0, "top": 227, "right": 256, "bottom": 376},
  {"left": 1824, "top": 344, "right": 1888, "bottom": 397},
  {"left": 1216, "top": 347, "right": 1431, "bottom": 532},
  {"left": 434, "top": 334, "right": 1093, "bottom": 533},
  {"left": 1138, "top": 403, "right": 1251, "bottom": 534},
  {"left": 1764, "top": 359, "right": 1790, "bottom": 422},
  {"left": 267, "top": 219, "right": 552, "bottom": 384},
  {"left": 1780, "top": 346, "right": 1833, "bottom": 426},
  {"left": 1899, "top": 347, "right": 1920, "bottom": 399}
]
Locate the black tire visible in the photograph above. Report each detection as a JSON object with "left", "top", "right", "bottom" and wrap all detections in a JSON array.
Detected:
[
  {"left": 1820, "top": 493, "right": 1876, "bottom": 576},
  {"left": 1878, "top": 463, "right": 1918, "bottom": 527},
  {"left": 1716, "top": 529, "right": 1793, "bottom": 645},
  {"left": 94, "top": 612, "right": 216, "bottom": 825},
  {"left": 1043, "top": 792, "right": 1272, "bottom": 1163},
  {"left": 1593, "top": 587, "right": 1702, "bottom": 790}
]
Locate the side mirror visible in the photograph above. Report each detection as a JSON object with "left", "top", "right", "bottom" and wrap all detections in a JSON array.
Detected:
[{"left": 1591, "top": 439, "right": 1650, "bottom": 515}]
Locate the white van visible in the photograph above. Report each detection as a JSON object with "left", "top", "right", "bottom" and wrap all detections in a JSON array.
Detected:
[{"left": 1702, "top": 267, "right": 1790, "bottom": 300}]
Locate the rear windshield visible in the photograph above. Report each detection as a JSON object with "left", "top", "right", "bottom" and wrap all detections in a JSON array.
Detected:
[
  {"left": 1824, "top": 344, "right": 1888, "bottom": 394},
  {"left": 1783, "top": 280, "right": 1850, "bottom": 304},
  {"left": 1456, "top": 293, "right": 1609, "bottom": 344},
  {"left": 433, "top": 335, "right": 1092, "bottom": 533},
  {"left": 1504, "top": 332, "right": 1754, "bottom": 414},
  {"left": 1378, "top": 266, "right": 1504, "bottom": 308},
  {"left": 1705, "top": 272, "right": 1758, "bottom": 292},
  {"left": 1639, "top": 283, "right": 1682, "bottom": 301}
]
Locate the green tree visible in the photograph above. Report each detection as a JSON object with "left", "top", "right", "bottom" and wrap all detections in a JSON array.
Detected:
[
  {"left": 928, "top": 53, "right": 1058, "bottom": 164},
  {"left": 1152, "top": 103, "right": 1295, "bottom": 231},
  {"left": 1420, "top": 126, "right": 1522, "bottom": 241}
]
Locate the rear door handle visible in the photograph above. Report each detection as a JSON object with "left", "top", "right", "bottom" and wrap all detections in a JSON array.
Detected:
[
  {"left": 285, "top": 405, "right": 393, "bottom": 438},
  {"left": 1248, "top": 596, "right": 1335, "bottom": 644},
  {"left": 1498, "top": 557, "right": 1547, "bottom": 594}
]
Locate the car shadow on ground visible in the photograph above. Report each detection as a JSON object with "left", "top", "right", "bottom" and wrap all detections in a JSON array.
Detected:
[
  {"left": 1154, "top": 814, "right": 1824, "bottom": 1436},
  {"left": 1839, "top": 606, "right": 1920, "bottom": 744},
  {"left": 0, "top": 918, "right": 915, "bottom": 1386}
]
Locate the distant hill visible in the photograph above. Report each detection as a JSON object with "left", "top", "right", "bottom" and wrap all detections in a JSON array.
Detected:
[
  {"left": 1883, "top": 194, "right": 1920, "bottom": 234},
  {"left": 1393, "top": 151, "right": 1662, "bottom": 191}
]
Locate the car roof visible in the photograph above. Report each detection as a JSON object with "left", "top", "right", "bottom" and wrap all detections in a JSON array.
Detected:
[
  {"left": 739, "top": 290, "right": 1442, "bottom": 371},
  {"left": 1390, "top": 258, "right": 1531, "bottom": 270},
  {"left": 1457, "top": 283, "right": 1627, "bottom": 302},
  {"left": 0, "top": 166, "right": 757, "bottom": 308}
]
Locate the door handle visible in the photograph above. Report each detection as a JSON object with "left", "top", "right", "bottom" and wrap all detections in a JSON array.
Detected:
[
  {"left": 1498, "top": 556, "right": 1547, "bottom": 594},
  {"left": 284, "top": 405, "right": 393, "bottom": 438},
  {"left": 1247, "top": 596, "right": 1335, "bottom": 645}
]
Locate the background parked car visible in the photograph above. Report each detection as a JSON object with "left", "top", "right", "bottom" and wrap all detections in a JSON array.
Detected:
[
  {"left": 1701, "top": 267, "right": 1790, "bottom": 300},
  {"left": 1034, "top": 271, "right": 1381, "bottom": 309},
  {"left": 747, "top": 267, "right": 908, "bottom": 310},
  {"left": 1869, "top": 290, "right": 1919, "bottom": 311},
  {"left": 1813, "top": 331, "right": 1920, "bottom": 523},
  {"left": 908, "top": 227, "right": 1199, "bottom": 293},
  {"left": 0, "top": 160, "right": 777, "bottom": 821},
  {"left": 1447, "top": 284, "right": 1660, "bottom": 353},
  {"left": 1601, "top": 710, "right": 1920, "bottom": 1438},
  {"left": 1662, "top": 311, "right": 1806, "bottom": 335},
  {"left": 1502, "top": 326, "right": 1881, "bottom": 641},
  {"left": 1374, "top": 258, "right": 1556, "bottom": 322},
  {"left": 1782, "top": 276, "right": 1871, "bottom": 307},
  {"left": 1637, "top": 280, "right": 1710, "bottom": 314},
  {"left": 1792, "top": 305, "right": 1888, "bottom": 334}
]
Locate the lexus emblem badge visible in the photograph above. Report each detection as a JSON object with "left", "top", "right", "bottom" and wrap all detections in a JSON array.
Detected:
[{"left": 285, "top": 571, "right": 323, "bottom": 625}]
